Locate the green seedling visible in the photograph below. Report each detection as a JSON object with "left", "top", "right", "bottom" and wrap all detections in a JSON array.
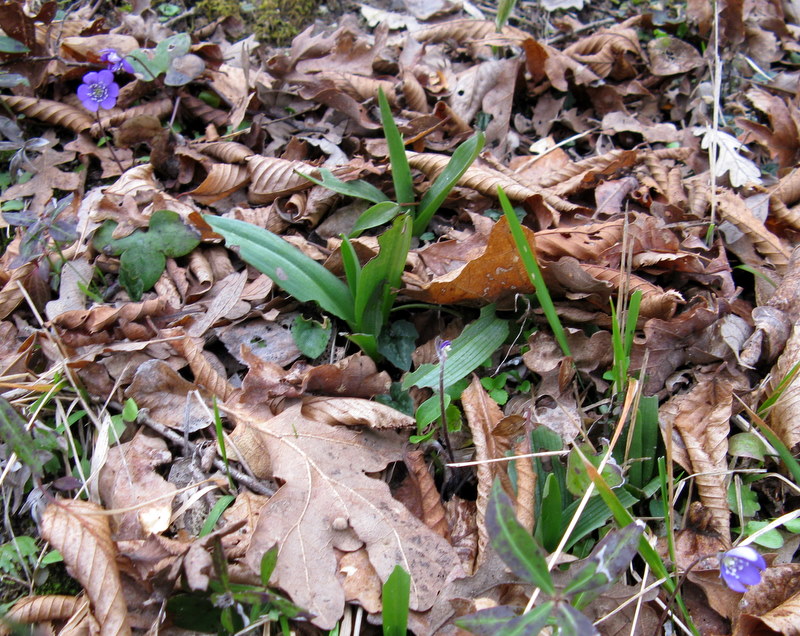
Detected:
[
  {"left": 608, "top": 289, "right": 642, "bottom": 393},
  {"left": 126, "top": 33, "right": 204, "bottom": 85},
  {"left": 93, "top": 210, "right": 201, "bottom": 301},
  {"left": 382, "top": 565, "right": 411, "bottom": 636},
  {"left": 291, "top": 315, "right": 332, "bottom": 359},
  {"left": 497, "top": 186, "right": 571, "bottom": 358}
]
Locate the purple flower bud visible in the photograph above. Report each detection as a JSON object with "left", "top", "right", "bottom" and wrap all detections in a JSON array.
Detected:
[
  {"left": 435, "top": 337, "right": 451, "bottom": 362},
  {"left": 719, "top": 545, "right": 766, "bottom": 592},
  {"left": 77, "top": 70, "right": 120, "bottom": 112},
  {"left": 100, "top": 48, "right": 134, "bottom": 74}
]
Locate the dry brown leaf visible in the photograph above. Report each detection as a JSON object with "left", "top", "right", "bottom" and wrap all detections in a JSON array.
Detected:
[
  {"left": 737, "top": 88, "right": 800, "bottom": 170},
  {"left": 197, "top": 141, "right": 254, "bottom": 163},
  {"left": 0, "top": 262, "right": 36, "bottom": 321},
  {"left": 301, "top": 396, "right": 414, "bottom": 429},
  {"left": 660, "top": 373, "right": 735, "bottom": 543},
  {"left": 462, "top": 376, "right": 514, "bottom": 568},
  {"left": 338, "top": 548, "right": 384, "bottom": 613},
  {"left": 647, "top": 36, "right": 704, "bottom": 75},
  {"left": 6, "top": 595, "right": 88, "bottom": 626},
  {"left": 563, "top": 26, "right": 643, "bottom": 79},
  {"left": 181, "top": 94, "right": 229, "bottom": 128},
  {"left": 187, "top": 163, "right": 250, "bottom": 204},
  {"left": 733, "top": 564, "right": 800, "bottom": 635},
  {"left": 97, "top": 430, "right": 177, "bottom": 540},
  {"left": 403, "top": 449, "right": 450, "bottom": 539},
  {"left": 232, "top": 402, "right": 462, "bottom": 629},
  {"left": 125, "top": 359, "right": 213, "bottom": 431},
  {"left": 166, "top": 330, "right": 235, "bottom": 402},
  {"left": 247, "top": 155, "right": 318, "bottom": 204},
  {"left": 412, "top": 19, "right": 527, "bottom": 47},
  {"left": 771, "top": 167, "right": 800, "bottom": 206},
  {"left": 0, "top": 95, "right": 92, "bottom": 134},
  {"left": 300, "top": 353, "right": 391, "bottom": 398},
  {"left": 40, "top": 499, "right": 131, "bottom": 636},
  {"left": 768, "top": 324, "right": 800, "bottom": 451},
  {"left": 717, "top": 188, "right": 792, "bottom": 272},
  {"left": 513, "top": 435, "right": 536, "bottom": 535},
  {"left": 96, "top": 98, "right": 174, "bottom": 132}
]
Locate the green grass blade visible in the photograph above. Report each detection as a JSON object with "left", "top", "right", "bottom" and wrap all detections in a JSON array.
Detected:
[
  {"left": 378, "top": 88, "right": 414, "bottom": 210},
  {"left": 205, "top": 215, "right": 355, "bottom": 326},
  {"left": 497, "top": 186, "right": 571, "bottom": 357},
  {"left": 629, "top": 395, "right": 659, "bottom": 489},
  {"left": 623, "top": 290, "right": 642, "bottom": 355},
  {"left": 495, "top": 0, "right": 518, "bottom": 30},
  {"left": 402, "top": 304, "right": 508, "bottom": 389},
  {"left": 745, "top": 404, "right": 800, "bottom": 486},
  {"left": 298, "top": 168, "right": 389, "bottom": 204},
  {"left": 413, "top": 131, "right": 485, "bottom": 235},
  {"left": 0, "top": 397, "right": 43, "bottom": 476},
  {"left": 758, "top": 359, "right": 800, "bottom": 416},
  {"left": 382, "top": 565, "right": 410, "bottom": 636},
  {"left": 200, "top": 495, "right": 235, "bottom": 537},
  {"left": 340, "top": 237, "right": 362, "bottom": 300}
]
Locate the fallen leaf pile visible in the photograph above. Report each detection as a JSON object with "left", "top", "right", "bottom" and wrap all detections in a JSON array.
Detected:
[{"left": 2, "top": 0, "right": 800, "bottom": 633}]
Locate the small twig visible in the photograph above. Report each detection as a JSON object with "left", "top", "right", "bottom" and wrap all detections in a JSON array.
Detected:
[
  {"left": 125, "top": 404, "right": 276, "bottom": 497},
  {"left": 93, "top": 111, "right": 126, "bottom": 174}
]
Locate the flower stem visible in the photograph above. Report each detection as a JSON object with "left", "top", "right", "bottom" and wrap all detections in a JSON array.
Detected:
[{"left": 94, "top": 111, "right": 125, "bottom": 173}]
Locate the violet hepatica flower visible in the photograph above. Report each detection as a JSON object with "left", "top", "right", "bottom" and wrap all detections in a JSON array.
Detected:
[
  {"left": 719, "top": 545, "right": 766, "bottom": 592},
  {"left": 77, "top": 70, "right": 119, "bottom": 112},
  {"left": 100, "top": 48, "right": 134, "bottom": 74},
  {"left": 435, "top": 337, "right": 451, "bottom": 363}
]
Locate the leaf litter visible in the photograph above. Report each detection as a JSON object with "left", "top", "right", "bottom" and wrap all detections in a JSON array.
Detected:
[{"left": 2, "top": 0, "right": 800, "bottom": 633}]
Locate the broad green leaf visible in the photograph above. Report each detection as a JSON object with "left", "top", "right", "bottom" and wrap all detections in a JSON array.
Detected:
[
  {"left": 347, "top": 333, "right": 379, "bottom": 359},
  {"left": 728, "top": 432, "right": 767, "bottom": 462},
  {"left": 566, "top": 445, "right": 624, "bottom": 496},
  {"left": 300, "top": 168, "right": 389, "bottom": 205},
  {"left": 487, "top": 480, "right": 555, "bottom": 594},
  {"left": 554, "top": 603, "right": 600, "bottom": 636},
  {"left": 402, "top": 304, "right": 508, "bottom": 389},
  {"left": 538, "top": 473, "right": 562, "bottom": 552},
  {"left": 146, "top": 210, "right": 202, "bottom": 257},
  {"left": 119, "top": 246, "right": 164, "bottom": 301},
  {"left": 415, "top": 393, "right": 452, "bottom": 431},
  {"left": 728, "top": 481, "right": 760, "bottom": 517},
  {"left": 382, "top": 565, "right": 410, "bottom": 636},
  {"left": 154, "top": 33, "right": 191, "bottom": 71},
  {"left": 495, "top": 0, "right": 518, "bottom": 30},
  {"left": 628, "top": 395, "right": 659, "bottom": 489},
  {"left": 204, "top": 215, "right": 355, "bottom": 325},
  {"left": 0, "top": 397, "right": 42, "bottom": 476},
  {"left": 378, "top": 88, "right": 414, "bottom": 211},
  {"left": 563, "top": 521, "right": 644, "bottom": 599},
  {"left": 260, "top": 544, "right": 279, "bottom": 585},
  {"left": 0, "top": 36, "right": 28, "bottom": 53},
  {"left": 377, "top": 319, "right": 418, "bottom": 370},
  {"left": 456, "top": 602, "right": 553, "bottom": 636},
  {"left": 292, "top": 315, "right": 332, "bottom": 358},
  {"left": 350, "top": 201, "right": 402, "bottom": 237},
  {"left": 413, "top": 131, "right": 485, "bottom": 235},
  {"left": 743, "top": 521, "right": 784, "bottom": 548}
]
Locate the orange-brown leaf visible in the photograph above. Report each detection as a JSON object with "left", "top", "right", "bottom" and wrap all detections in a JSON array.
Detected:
[
  {"left": 187, "top": 163, "right": 250, "bottom": 204},
  {"left": 0, "top": 95, "right": 92, "bottom": 134}
]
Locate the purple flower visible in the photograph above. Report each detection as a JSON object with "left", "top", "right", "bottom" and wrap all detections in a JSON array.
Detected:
[
  {"left": 77, "top": 70, "right": 119, "bottom": 112},
  {"left": 100, "top": 48, "right": 134, "bottom": 74},
  {"left": 435, "top": 337, "right": 451, "bottom": 363},
  {"left": 719, "top": 546, "right": 766, "bottom": 592}
]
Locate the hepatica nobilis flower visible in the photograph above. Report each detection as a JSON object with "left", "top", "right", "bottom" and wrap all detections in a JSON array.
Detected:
[
  {"left": 100, "top": 48, "right": 134, "bottom": 74},
  {"left": 719, "top": 545, "right": 766, "bottom": 592},
  {"left": 77, "top": 70, "right": 119, "bottom": 112}
]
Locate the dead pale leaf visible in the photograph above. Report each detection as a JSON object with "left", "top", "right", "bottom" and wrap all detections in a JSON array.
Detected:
[
  {"left": 769, "top": 324, "right": 800, "bottom": 451},
  {"left": 97, "top": 431, "right": 177, "bottom": 540},
  {"left": 660, "top": 373, "right": 736, "bottom": 543},
  {"left": 734, "top": 564, "right": 800, "bottom": 636},
  {"left": 235, "top": 402, "right": 462, "bottom": 629},
  {"left": 5, "top": 595, "right": 88, "bottom": 627},
  {"left": 40, "top": 499, "right": 131, "bottom": 636},
  {"left": 647, "top": 36, "right": 704, "bottom": 75}
]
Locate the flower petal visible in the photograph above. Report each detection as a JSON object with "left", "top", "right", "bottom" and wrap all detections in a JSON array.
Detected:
[
  {"left": 720, "top": 571, "right": 747, "bottom": 592},
  {"left": 737, "top": 566, "right": 763, "bottom": 586},
  {"left": 76, "top": 84, "right": 90, "bottom": 101},
  {"left": 82, "top": 71, "right": 100, "bottom": 85},
  {"left": 97, "top": 69, "right": 115, "bottom": 85}
]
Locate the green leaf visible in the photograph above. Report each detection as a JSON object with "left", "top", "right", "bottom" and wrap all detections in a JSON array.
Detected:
[
  {"left": 402, "top": 304, "right": 508, "bottom": 389},
  {"left": 377, "top": 319, "right": 418, "bottom": 370},
  {"left": 204, "top": 215, "right": 356, "bottom": 326},
  {"left": 554, "top": 603, "right": 600, "bottom": 636},
  {"left": 382, "top": 565, "right": 410, "bottom": 636},
  {"left": 563, "top": 521, "right": 644, "bottom": 600},
  {"left": 728, "top": 481, "right": 760, "bottom": 517},
  {"left": 0, "top": 397, "right": 44, "bottom": 476},
  {"left": 538, "top": 474, "right": 563, "bottom": 552},
  {"left": 487, "top": 480, "right": 555, "bottom": 594},
  {"left": 628, "top": 395, "right": 659, "bottom": 489},
  {"left": 350, "top": 201, "right": 402, "bottom": 237},
  {"left": 300, "top": 168, "right": 389, "bottom": 205},
  {"left": 292, "top": 315, "right": 332, "bottom": 358},
  {"left": 495, "top": 0, "right": 518, "bottom": 30},
  {"left": 413, "top": 131, "right": 485, "bottom": 235},
  {"left": 456, "top": 602, "right": 553, "bottom": 636},
  {"left": 122, "top": 398, "right": 139, "bottom": 422},
  {"left": 145, "top": 210, "right": 202, "bottom": 257},
  {"left": 0, "top": 36, "right": 28, "bottom": 53},
  {"left": 378, "top": 88, "right": 414, "bottom": 210},
  {"left": 744, "top": 521, "right": 784, "bottom": 548},
  {"left": 119, "top": 246, "right": 165, "bottom": 301},
  {"left": 566, "top": 445, "right": 623, "bottom": 496},
  {"left": 199, "top": 495, "right": 235, "bottom": 537},
  {"left": 728, "top": 432, "right": 767, "bottom": 462},
  {"left": 260, "top": 544, "right": 279, "bottom": 585}
]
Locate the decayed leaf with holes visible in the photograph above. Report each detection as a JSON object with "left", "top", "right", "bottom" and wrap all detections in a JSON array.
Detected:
[
  {"left": 186, "top": 163, "right": 250, "bottom": 204},
  {"left": 6, "top": 595, "right": 89, "bottom": 628},
  {"left": 659, "top": 373, "right": 736, "bottom": 543},
  {"left": 232, "top": 401, "right": 462, "bottom": 629},
  {"left": 461, "top": 376, "right": 515, "bottom": 569},
  {"left": 97, "top": 430, "right": 178, "bottom": 539},
  {"left": 40, "top": 499, "right": 131, "bottom": 636},
  {"left": 768, "top": 324, "right": 800, "bottom": 451},
  {"left": 717, "top": 188, "right": 791, "bottom": 272},
  {"left": 0, "top": 95, "right": 93, "bottom": 134}
]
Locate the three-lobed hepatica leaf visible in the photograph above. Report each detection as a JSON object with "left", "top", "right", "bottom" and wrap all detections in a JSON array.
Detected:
[{"left": 93, "top": 210, "right": 200, "bottom": 301}]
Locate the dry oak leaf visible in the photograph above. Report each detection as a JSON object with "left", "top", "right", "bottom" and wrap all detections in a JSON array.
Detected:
[
  {"left": 734, "top": 564, "right": 800, "bottom": 636},
  {"left": 768, "top": 323, "right": 800, "bottom": 451},
  {"left": 5, "top": 595, "right": 89, "bottom": 627},
  {"left": 233, "top": 401, "right": 463, "bottom": 629},
  {"left": 40, "top": 498, "right": 131, "bottom": 636},
  {"left": 659, "top": 372, "right": 738, "bottom": 544}
]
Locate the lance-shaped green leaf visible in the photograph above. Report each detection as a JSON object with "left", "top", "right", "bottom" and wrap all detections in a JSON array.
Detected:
[
  {"left": 378, "top": 88, "right": 414, "bottom": 211},
  {"left": 204, "top": 215, "right": 356, "bottom": 326},
  {"left": 563, "top": 521, "right": 644, "bottom": 600},
  {"left": 486, "top": 479, "right": 555, "bottom": 595},
  {"left": 298, "top": 168, "right": 390, "bottom": 205},
  {"left": 553, "top": 603, "right": 600, "bottom": 636},
  {"left": 412, "top": 131, "right": 485, "bottom": 235},
  {"left": 402, "top": 304, "right": 508, "bottom": 389},
  {"left": 350, "top": 201, "right": 402, "bottom": 237},
  {"left": 260, "top": 545, "right": 279, "bottom": 585},
  {"left": 456, "top": 602, "right": 553, "bottom": 636},
  {"left": 0, "top": 36, "right": 28, "bottom": 53},
  {"left": 0, "top": 397, "right": 43, "bottom": 476},
  {"left": 382, "top": 565, "right": 411, "bottom": 636}
]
